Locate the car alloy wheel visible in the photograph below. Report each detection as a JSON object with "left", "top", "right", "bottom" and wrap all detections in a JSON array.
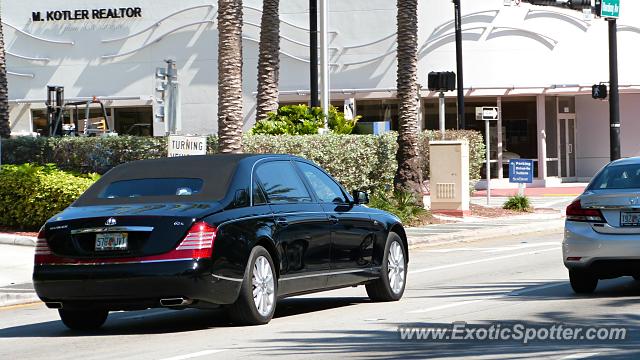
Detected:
[
  {"left": 387, "top": 241, "right": 406, "bottom": 295},
  {"left": 252, "top": 255, "right": 275, "bottom": 317}
]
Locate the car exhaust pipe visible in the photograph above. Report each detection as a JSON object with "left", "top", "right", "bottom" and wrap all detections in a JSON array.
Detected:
[
  {"left": 159, "top": 297, "right": 193, "bottom": 307},
  {"left": 45, "top": 302, "right": 63, "bottom": 309}
]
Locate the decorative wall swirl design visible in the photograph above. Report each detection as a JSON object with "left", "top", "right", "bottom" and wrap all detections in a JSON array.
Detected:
[
  {"left": 101, "top": 5, "right": 215, "bottom": 43},
  {"left": 6, "top": 51, "right": 50, "bottom": 62},
  {"left": 101, "top": 20, "right": 215, "bottom": 59},
  {"left": 525, "top": 9, "right": 591, "bottom": 32},
  {"left": 243, "top": 5, "right": 338, "bottom": 35},
  {"left": 2, "top": 21, "right": 74, "bottom": 45},
  {"left": 242, "top": 36, "right": 338, "bottom": 67},
  {"left": 7, "top": 71, "right": 35, "bottom": 78},
  {"left": 488, "top": 27, "right": 558, "bottom": 50}
]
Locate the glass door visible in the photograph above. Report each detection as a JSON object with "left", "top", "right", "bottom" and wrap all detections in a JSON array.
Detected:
[{"left": 557, "top": 115, "right": 576, "bottom": 179}]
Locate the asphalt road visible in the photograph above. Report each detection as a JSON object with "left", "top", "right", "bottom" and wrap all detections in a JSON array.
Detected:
[{"left": 1, "top": 230, "right": 638, "bottom": 360}]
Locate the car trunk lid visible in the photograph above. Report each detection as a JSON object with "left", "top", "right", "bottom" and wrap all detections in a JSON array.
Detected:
[
  {"left": 581, "top": 190, "right": 640, "bottom": 234},
  {"left": 43, "top": 202, "right": 221, "bottom": 259}
]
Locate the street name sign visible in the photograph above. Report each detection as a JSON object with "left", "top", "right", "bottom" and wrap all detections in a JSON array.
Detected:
[
  {"left": 476, "top": 107, "right": 499, "bottom": 121},
  {"left": 599, "top": 0, "right": 620, "bottom": 19},
  {"left": 168, "top": 135, "right": 207, "bottom": 157},
  {"left": 509, "top": 159, "right": 534, "bottom": 184}
]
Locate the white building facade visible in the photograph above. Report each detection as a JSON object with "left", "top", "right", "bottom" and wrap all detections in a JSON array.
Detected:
[{"left": 4, "top": 0, "right": 640, "bottom": 183}]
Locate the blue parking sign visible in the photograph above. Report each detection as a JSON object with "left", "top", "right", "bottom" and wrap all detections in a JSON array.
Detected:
[{"left": 509, "top": 159, "right": 534, "bottom": 184}]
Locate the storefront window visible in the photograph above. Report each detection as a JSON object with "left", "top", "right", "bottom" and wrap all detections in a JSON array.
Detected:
[
  {"left": 114, "top": 107, "right": 153, "bottom": 136},
  {"left": 30, "top": 106, "right": 152, "bottom": 136},
  {"left": 356, "top": 100, "right": 399, "bottom": 130}
]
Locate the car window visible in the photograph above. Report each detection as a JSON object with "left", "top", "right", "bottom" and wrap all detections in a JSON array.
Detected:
[
  {"left": 589, "top": 164, "right": 640, "bottom": 190},
  {"left": 252, "top": 180, "right": 267, "bottom": 206},
  {"left": 296, "top": 162, "right": 346, "bottom": 204},
  {"left": 99, "top": 178, "right": 204, "bottom": 199},
  {"left": 256, "top": 161, "right": 312, "bottom": 204}
]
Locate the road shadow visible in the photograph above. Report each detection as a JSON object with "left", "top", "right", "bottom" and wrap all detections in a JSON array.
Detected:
[
  {"left": 246, "top": 317, "right": 640, "bottom": 359},
  {"left": 0, "top": 296, "right": 367, "bottom": 338},
  {"left": 406, "top": 277, "right": 640, "bottom": 302}
]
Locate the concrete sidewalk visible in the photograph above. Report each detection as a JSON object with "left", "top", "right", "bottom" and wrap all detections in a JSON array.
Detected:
[{"left": 0, "top": 244, "right": 39, "bottom": 307}]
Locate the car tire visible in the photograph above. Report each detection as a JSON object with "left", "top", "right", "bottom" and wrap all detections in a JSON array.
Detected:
[
  {"left": 366, "top": 232, "right": 407, "bottom": 302},
  {"left": 228, "top": 246, "right": 277, "bottom": 325},
  {"left": 569, "top": 270, "right": 598, "bottom": 294},
  {"left": 58, "top": 309, "right": 108, "bottom": 330}
]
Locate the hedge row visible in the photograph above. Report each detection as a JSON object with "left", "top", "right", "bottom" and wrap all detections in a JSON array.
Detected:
[
  {"left": 1, "top": 131, "right": 485, "bottom": 193},
  {"left": 0, "top": 164, "right": 96, "bottom": 229}
]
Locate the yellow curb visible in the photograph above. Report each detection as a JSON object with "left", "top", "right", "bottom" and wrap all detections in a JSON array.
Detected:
[{"left": 0, "top": 301, "right": 42, "bottom": 311}]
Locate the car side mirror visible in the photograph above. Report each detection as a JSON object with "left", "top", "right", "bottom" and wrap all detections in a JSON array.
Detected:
[{"left": 351, "top": 190, "right": 369, "bottom": 205}]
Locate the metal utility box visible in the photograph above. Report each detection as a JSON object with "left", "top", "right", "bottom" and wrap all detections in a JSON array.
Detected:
[{"left": 429, "top": 140, "right": 470, "bottom": 216}]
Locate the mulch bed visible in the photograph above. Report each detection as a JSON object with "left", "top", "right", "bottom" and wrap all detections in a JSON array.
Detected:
[{"left": 0, "top": 227, "right": 38, "bottom": 238}]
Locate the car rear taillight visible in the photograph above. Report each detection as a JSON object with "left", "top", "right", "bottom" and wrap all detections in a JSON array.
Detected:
[
  {"left": 566, "top": 199, "right": 605, "bottom": 223},
  {"left": 172, "top": 221, "right": 217, "bottom": 259},
  {"left": 34, "top": 227, "right": 55, "bottom": 264}
]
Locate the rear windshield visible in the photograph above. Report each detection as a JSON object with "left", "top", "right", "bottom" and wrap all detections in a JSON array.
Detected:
[
  {"left": 99, "top": 178, "right": 204, "bottom": 199},
  {"left": 588, "top": 164, "right": 640, "bottom": 190}
]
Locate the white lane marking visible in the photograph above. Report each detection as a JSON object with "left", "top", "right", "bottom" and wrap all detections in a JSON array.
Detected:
[
  {"left": 560, "top": 353, "right": 601, "bottom": 359},
  {"left": 422, "top": 242, "right": 559, "bottom": 254},
  {"left": 408, "top": 281, "right": 567, "bottom": 314},
  {"left": 409, "top": 247, "right": 560, "bottom": 275},
  {"left": 158, "top": 349, "right": 226, "bottom": 360}
]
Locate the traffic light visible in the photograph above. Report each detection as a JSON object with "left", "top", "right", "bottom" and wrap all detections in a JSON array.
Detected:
[{"left": 428, "top": 72, "right": 456, "bottom": 92}]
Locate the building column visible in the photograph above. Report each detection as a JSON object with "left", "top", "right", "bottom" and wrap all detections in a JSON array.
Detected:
[{"left": 536, "top": 94, "right": 548, "bottom": 180}]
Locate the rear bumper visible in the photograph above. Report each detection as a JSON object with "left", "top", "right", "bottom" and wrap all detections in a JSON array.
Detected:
[
  {"left": 563, "top": 221, "right": 640, "bottom": 277},
  {"left": 33, "top": 259, "right": 242, "bottom": 309}
]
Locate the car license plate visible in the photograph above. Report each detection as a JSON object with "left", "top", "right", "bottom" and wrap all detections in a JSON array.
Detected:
[
  {"left": 620, "top": 212, "right": 640, "bottom": 227},
  {"left": 95, "top": 233, "right": 128, "bottom": 251}
]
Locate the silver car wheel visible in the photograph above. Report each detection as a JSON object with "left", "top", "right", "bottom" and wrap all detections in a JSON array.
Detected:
[
  {"left": 387, "top": 241, "right": 406, "bottom": 294},
  {"left": 252, "top": 256, "right": 275, "bottom": 317}
]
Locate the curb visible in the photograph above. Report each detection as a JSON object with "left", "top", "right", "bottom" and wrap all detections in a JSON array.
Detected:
[
  {"left": 0, "top": 234, "right": 36, "bottom": 247},
  {"left": 407, "top": 219, "right": 565, "bottom": 249},
  {"left": 0, "top": 293, "right": 40, "bottom": 308}
]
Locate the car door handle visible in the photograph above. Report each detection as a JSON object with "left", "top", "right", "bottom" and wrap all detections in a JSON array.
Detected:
[
  {"left": 329, "top": 215, "right": 339, "bottom": 224},
  {"left": 275, "top": 217, "right": 289, "bottom": 227}
]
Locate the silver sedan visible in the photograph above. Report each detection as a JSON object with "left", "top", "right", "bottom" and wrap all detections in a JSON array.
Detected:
[{"left": 563, "top": 157, "right": 640, "bottom": 294}]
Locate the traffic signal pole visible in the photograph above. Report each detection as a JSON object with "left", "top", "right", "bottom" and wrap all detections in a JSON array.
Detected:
[
  {"left": 608, "top": 18, "right": 621, "bottom": 161},
  {"left": 453, "top": 0, "right": 465, "bottom": 129},
  {"left": 309, "top": 0, "right": 319, "bottom": 108}
]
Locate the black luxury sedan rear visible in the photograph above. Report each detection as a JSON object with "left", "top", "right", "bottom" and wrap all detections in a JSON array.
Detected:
[{"left": 33, "top": 154, "right": 409, "bottom": 329}]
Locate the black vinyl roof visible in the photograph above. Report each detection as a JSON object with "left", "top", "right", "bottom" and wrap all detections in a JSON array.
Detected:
[{"left": 74, "top": 154, "right": 263, "bottom": 206}]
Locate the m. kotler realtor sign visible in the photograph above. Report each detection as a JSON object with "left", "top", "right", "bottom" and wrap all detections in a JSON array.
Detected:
[{"left": 31, "top": 7, "right": 142, "bottom": 22}]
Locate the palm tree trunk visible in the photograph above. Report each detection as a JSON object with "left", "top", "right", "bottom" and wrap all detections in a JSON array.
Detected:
[
  {"left": 255, "top": 0, "right": 280, "bottom": 123},
  {"left": 394, "top": 0, "right": 423, "bottom": 198},
  {"left": 0, "top": 12, "right": 10, "bottom": 139},
  {"left": 217, "top": 0, "right": 244, "bottom": 153}
]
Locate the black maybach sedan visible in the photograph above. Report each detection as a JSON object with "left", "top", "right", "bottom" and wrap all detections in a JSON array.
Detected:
[{"left": 34, "top": 154, "right": 409, "bottom": 329}]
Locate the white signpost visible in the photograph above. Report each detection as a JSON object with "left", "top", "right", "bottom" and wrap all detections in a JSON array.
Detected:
[
  {"left": 476, "top": 107, "right": 499, "bottom": 205},
  {"left": 168, "top": 135, "right": 207, "bottom": 157}
]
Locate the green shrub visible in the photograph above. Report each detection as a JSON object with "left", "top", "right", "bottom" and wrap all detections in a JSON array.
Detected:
[
  {"left": 0, "top": 129, "right": 486, "bottom": 196},
  {"left": 0, "top": 164, "right": 96, "bottom": 229},
  {"left": 245, "top": 134, "right": 396, "bottom": 192},
  {"left": 251, "top": 105, "right": 360, "bottom": 135},
  {"left": 503, "top": 195, "right": 532, "bottom": 212},
  {"left": 369, "top": 190, "right": 427, "bottom": 224}
]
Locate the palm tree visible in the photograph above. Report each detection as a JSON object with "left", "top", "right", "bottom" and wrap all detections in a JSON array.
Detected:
[
  {"left": 255, "top": 0, "right": 280, "bottom": 123},
  {"left": 0, "top": 10, "right": 10, "bottom": 139},
  {"left": 394, "top": 0, "right": 423, "bottom": 199},
  {"left": 217, "top": 0, "right": 244, "bottom": 153}
]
